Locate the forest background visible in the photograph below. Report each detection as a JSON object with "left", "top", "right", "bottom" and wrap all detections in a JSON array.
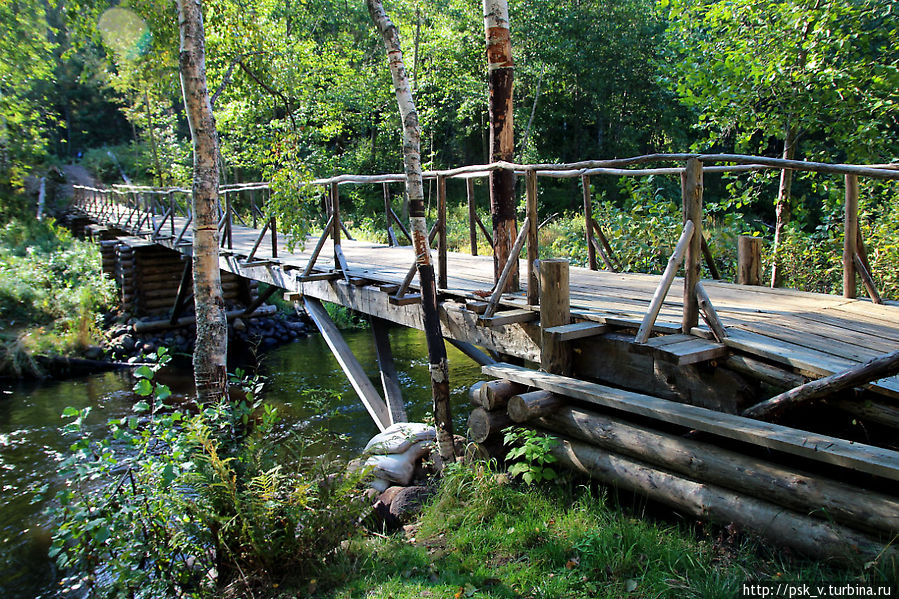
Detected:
[{"left": 2, "top": 0, "right": 899, "bottom": 294}]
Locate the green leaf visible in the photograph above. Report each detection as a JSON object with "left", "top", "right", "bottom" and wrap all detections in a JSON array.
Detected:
[
  {"left": 134, "top": 365, "right": 154, "bottom": 379},
  {"left": 155, "top": 384, "right": 171, "bottom": 401},
  {"left": 133, "top": 400, "right": 150, "bottom": 413},
  {"left": 61, "top": 406, "right": 80, "bottom": 418},
  {"left": 133, "top": 379, "right": 153, "bottom": 396}
]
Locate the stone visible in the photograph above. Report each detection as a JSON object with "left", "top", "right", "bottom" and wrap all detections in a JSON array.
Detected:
[
  {"left": 232, "top": 318, "right": 246, "bottom": 332},
  {"left": 84, "top": 346, "right": 103, "bottom": 360},
  {"left": 388, "top": 486, "right": 432, "bottom": 523}
]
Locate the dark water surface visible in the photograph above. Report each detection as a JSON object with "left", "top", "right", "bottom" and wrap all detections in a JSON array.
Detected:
[{"left": 0, "top": 325, "right": 484, "bottom": 598}]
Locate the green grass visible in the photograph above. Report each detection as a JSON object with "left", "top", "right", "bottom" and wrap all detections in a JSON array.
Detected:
[{"left": 269, "top": 460, "right": 895, "bottom": 599}]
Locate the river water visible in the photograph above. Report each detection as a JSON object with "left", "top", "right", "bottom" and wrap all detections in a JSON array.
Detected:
[{"left": 0, "top": 326, "right": 484, "bottom": 598}]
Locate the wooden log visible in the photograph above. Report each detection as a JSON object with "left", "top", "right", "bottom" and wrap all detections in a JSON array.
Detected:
[
  {"left": 507, "top": 390, "right": 563, "bottom": 423},
  {"left": 483, "top": 217, "right": 530, "bottom": 318},
  {"left": 526, "top": 169, "right": 539, "bottom": 305},
  {"left": 468, "top": 407, "right": 512, "bottom": 443},
  {"left": 724, "top": 355, "right": 806, "bottom": 389},
  {"left": 831, "top": 398, "right": 899, "bottom": 429},
  {"left": 447, "top": 339, "right": 497, "bottom": 366},
  {"left": 538, "top": 258, "right": 571, "bottom": 375},
  {"left": 700, "top": 236, "right": 721, "bottom": 280},
  {"left": 581, "top": 175, "right": 597, "bottom": 270},
  {"left": 681, "top": 157, "right": 703, "bottom": 333},
  {"left": 635, "top": 221, "right": 694, "bottom": 344},
  {"left": 304, "top": 297, "right": 389, "bottom": 431},
  {"left": 437, "top": 174, "right": 447, "bottom": 289},
  {"left": 737, "top": 235, "right": 762, "bottom": 285},
  {"left": 550, "top": 436, "right": 893, "bottom": 563},
  {"left": 371, "top": 316, "right": 407, "bottom": 425},
  {"left": 133, "top": 304, "right": 277, "bottom": 333},
  {"left": 538, "top": 405, "right": 899, "bottom": 537},
  {"left": 743, "top": 349, "right": 899, "bottom": 421},
  {"left": 469, "top": 381, "right": 487, "bottom": 405},
  {"left": 843, "top": 174, "right": 858, "bottom": 299},
  {"left": 473, "top": 379, "right": 527, "bottom": 410},
  {"left": 694, "top": 281, "right": 727, "bottom": 342},
  {"left": 853, "top": 253, "right": 884, "bottom": 305},
  {"left": 484, "top": 361, "right": 899, "bottom": 481},
  {"left": 467, "top": 178, "right": 478, "bottom": 256}
]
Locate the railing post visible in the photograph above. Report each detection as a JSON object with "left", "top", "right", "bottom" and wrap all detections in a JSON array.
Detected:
[
  {"left": 437, "top": 174, "right": 447, "bottom": 289},
  {"left": 843, "top": 174, "right": 858, "bottom": 299},
  {"left": 526, "top": 169, "right": 539, "bottom": 305},
  {"left": 330, "top": 181, "right": 341, "bottom": 268},
  {"left": 226, "top": 193, "right": 233, "bottom": 249},
  {"left": 270, "top": 215, "right": 277, "bottom": 258},
  {"left": 737, "top": 236, "right": 762, "bottom": 285},
  {"left": 168, "top": 191, "right": 175, "bottom": 236},
  {"left": 539, "top": 258, "right": 570, "bottom": 375},
  {"left": 682, "top": 157, "right": 703, "bottom": 334},
  {"left": 581, "top": 175, "right": 597, "bottom": 270},
  {"left": 466, "top": 178, "right": 478, "bottom": 256}
]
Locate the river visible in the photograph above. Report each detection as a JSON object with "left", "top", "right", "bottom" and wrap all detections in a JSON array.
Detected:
[{"left": 0, "top": 325, "right": 485, "bottom": 598}]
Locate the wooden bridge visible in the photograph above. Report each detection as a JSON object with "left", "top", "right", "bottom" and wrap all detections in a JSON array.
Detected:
[{"left": 73, "top": 153, "right": 899, "bottom": 561}]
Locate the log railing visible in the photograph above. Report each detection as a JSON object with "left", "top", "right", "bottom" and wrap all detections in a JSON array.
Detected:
[{"left": 73, "top": 154, "right": 898, "bottom": 338}]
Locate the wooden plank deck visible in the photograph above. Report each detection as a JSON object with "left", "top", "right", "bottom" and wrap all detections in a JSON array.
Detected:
[{"left": 86, "top": 205, "right": 899, "bottom": 398}]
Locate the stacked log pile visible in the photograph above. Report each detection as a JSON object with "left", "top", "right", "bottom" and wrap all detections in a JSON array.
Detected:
[{"left": 471, "top": 379, "right": 899, "bottom": 565}]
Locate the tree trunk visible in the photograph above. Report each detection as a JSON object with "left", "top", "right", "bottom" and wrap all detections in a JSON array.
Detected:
[
  {"left": 771, "top": 126, "right": 796, "bottom": 287},
  {"left": 483, "top": 0, "right": 517, "bottom": 290},
  {"left": 177, "top": 0, "right": 228, "bottom": 404},
  {"left": 368, "top": 0, "right": 456, "bottom": 463}
]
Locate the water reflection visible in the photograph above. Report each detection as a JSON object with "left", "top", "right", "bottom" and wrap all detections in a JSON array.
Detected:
[{"left": 0, "top": 325, "right": 484, "bottom": 597}]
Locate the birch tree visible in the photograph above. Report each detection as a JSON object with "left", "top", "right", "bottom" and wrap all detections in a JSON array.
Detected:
[
  {"left": 483, "top": 0, "right": 517, "bottom": 288},
  {"left": 177, "top": 0, "right": 228, "bottom": 403},
  {"left": 367, "top": 0, "right": 456, "bottom": 462}
]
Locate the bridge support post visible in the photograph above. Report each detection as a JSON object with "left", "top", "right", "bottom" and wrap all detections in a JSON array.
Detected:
[
  {"left": 371, "top": 316, "right": 407, "bottom": 425},
  {"left": 526, "top": 169, "right": 539, "bottom": 305},
  {"left": 539, "top": 258, "right": 571, "bottom": 375}
]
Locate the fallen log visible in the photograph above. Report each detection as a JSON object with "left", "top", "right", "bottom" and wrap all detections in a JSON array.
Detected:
[
  {"left": 536, "top": 405, "right": 899, "bottom": 537},
  {"left": 743, "top": 349, "right": 899, "bottom": 420},
  {"left": 551, "top": 436, "right": 894, "bottom": 564}
]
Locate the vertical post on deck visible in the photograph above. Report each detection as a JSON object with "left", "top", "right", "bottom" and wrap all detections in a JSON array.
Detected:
[
  {"left": 330, "top": 181, "right": 341, "bottom": 267},
  {"left": 383, "top": 182, "right": 398, "bottom": 246},
  {"left": 437, "top": 174, "right": 448, "bottom": 289},
  {"left": 681, "top": 157, "right": 703, "bottom": 334},
  {"left": 737, "top": 236, "right": 762, "bottom": 286},
  {"left": 467, "top": 178, "right": 478, "bottom": 256},
  {"left": 526, "top": 169, "right": 539, "bottom": 306},
  {"left": 539, "top": 258, "right": 570, "bottom": 375},
  {"left": 226, "top": 193, "right": 233, "bottom": 249},
  {"left": 250, "top": 189, "right": 257, "bottom": 228},
  {"left": 270, "top": 215, "right": 278, "bottom": 258},
  {"left": 581, "top": 175, "right": 597, "bottom": 270},
  {"left": 843, "top": 174, "right": 858, "bottom": 299}
]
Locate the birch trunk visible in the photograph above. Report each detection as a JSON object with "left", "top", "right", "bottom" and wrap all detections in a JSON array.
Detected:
[
  {"left": 484, "top": 0, "right": 517, "bottom": 289},
  {"left": 770, "top": 127, "right": 796, "bottom": 287},
  {"left": 177, "top": 0, "right": 228, "bottom": 404},
  {"left": 368, "top": 0, "right": 456, "bottom": 462}
]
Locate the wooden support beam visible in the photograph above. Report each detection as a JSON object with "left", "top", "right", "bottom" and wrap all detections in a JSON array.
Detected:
[
  {"left": 694, "top": 281, "right": 727, "bottom": 342},
  {"left": 169, "top": 260, "right": 193, "bottom": 325},
  {"left": 681, "top": 157, "right": 703, "bottom": 333},
  {"left": 330, "top": 182, "right": 341, "bottom": 267},
  {"left": 635, "top": 220, "right": 694, "bottom": 344},
  {"left": 467, "top": 178, "right": 478, "bottom": 256},
  {"left": 483, "top": 361, "right": 899, "bottom": 481},
  {"left": 383, "top": 182, "right": 398, "bottom": 246},
  {"left": 539, "top": 258, "right": 571, "bottom": 375},
  {"left": 483, "top": 216, "right": 530, "bottom": 319},
  {"left": 743, "top": 349, "right": 899, "bottom": 421},
  {"left": 853, "top": 253, "right": 883, "bottom": 305},
  {"left": 474, "top": 211, "right": 494, "bottom": 248},
  {"left": 303, "top": 297, "right": 390, "bottom": 432},
  {"left": 447, "top": 338, "right": 497, "bottom": 366},
  {"left": 843, "top": 174, "right": 858, "bottom": 298},
  {"left": 545, "top": 321, "right": 609, "bottom": 341},
  {"left": 526, "top": 170, "right": 539, "bottom": 305},
  {"left": 700, "top": 236, "right": 721, "bottom": 280},
  {"left": 244, "top": 219, "right": 271, "bottom": 263},
  {"left": 300, "top": 214, "right": 336, "bottom": 278},
  {"left": 437, "top": 174, "right": 448, "bottom": 289},
  {"left": 477, "top": 308, "right": 537, "bottom": 327},
  {"left": 389, "top": 207, "right": 413, "bottom": 244},
  {"left": 242, "top": 283, "right": 279, "bottom": 316},
  {"left": 371, "top": 316, "right": 407, "bottom": 425},
  {"left": 581, "top": 175, "right": 597, "bottom": 270}
]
